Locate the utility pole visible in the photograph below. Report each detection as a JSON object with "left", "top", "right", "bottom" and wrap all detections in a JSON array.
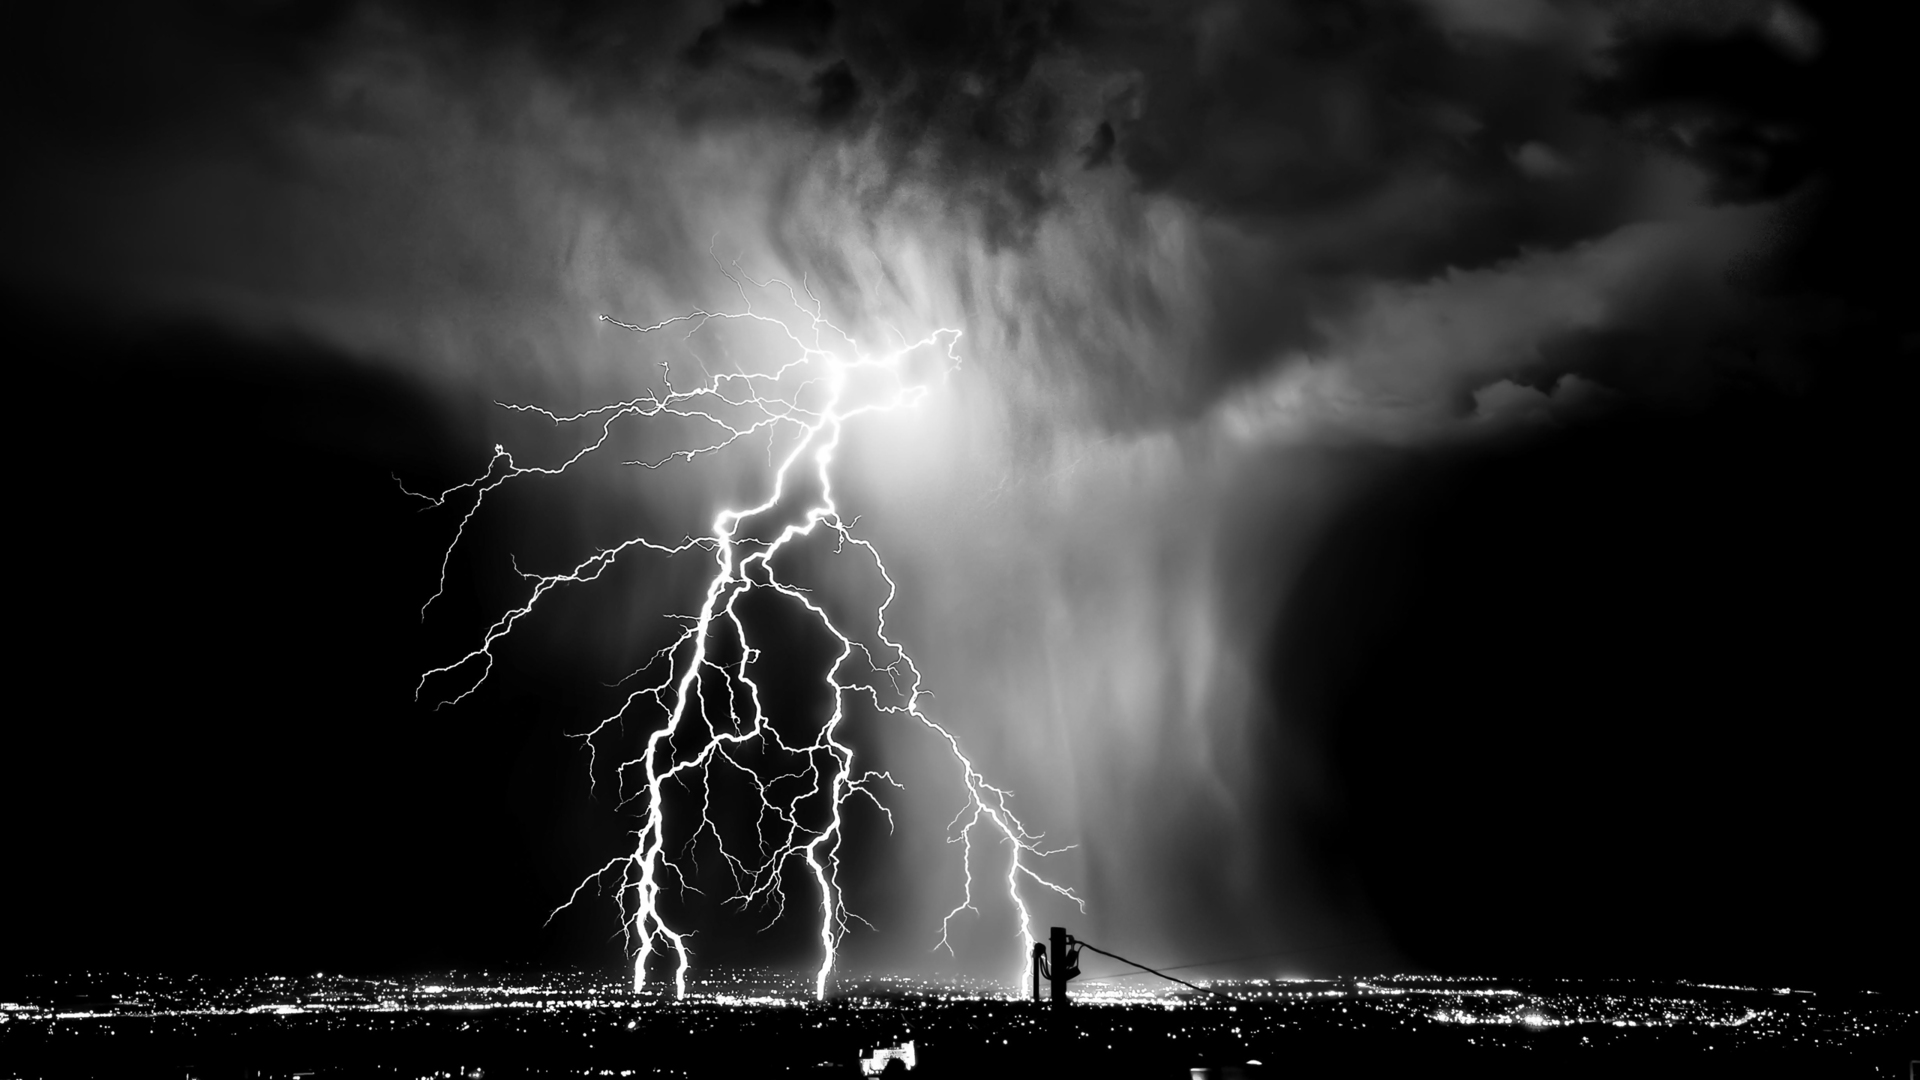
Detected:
[{"left": 1047, "top": 926, "right": 1081, "bottom": 1007}]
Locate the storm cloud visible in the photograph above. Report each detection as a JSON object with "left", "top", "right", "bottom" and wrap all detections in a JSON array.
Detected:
[{"left": 6, "top": 0, "right": 1898, "bottom": 983}]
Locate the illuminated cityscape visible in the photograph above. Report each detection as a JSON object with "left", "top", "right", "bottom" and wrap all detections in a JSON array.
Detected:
[{"left": 3, "top": 970, "right": 1908, "bottom": 1078}]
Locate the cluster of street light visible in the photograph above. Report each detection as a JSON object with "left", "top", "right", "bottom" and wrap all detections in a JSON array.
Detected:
[{"left": 4, "top": 969, "right": 1904, "bottom": 1055}]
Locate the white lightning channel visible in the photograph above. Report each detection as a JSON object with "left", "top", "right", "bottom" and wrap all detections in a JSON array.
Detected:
[{"left": 404, "top": 251, "right": 1081, "bottom": 1000}]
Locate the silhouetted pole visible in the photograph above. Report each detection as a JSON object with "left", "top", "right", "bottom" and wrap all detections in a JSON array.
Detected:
[
  {"left": 1031, "top": 942, "right": 1046, "bottom": 1003},
  {"left": 1048, "top": 926, "right": 1080, "bottom": 1007}
]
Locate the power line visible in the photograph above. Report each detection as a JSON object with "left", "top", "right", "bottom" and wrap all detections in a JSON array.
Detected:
[
  {"left": 1074, "top": 937, "right": 1388, "bottom": 984},
  {"left": 1070, "top": 940, "right": 1240, "bottom": 1002}
]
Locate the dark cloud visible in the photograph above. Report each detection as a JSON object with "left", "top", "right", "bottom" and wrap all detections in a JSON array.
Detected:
[
  {"left": 3, "top": 0, "right": 1906, "bottom": 986},
  {"left": 811, "top": 58, "right": 861, "bottom": 121},
  {"left": 1586, "top": 29, "right": 1821, "bottom": 203},
  {"left": 5, "top": 0, "right": 1878, "bottom": 425},
  {"left": 687, "top": 0, "right": 838, "bottom": 65},
  {"left": 1080, "top": 118, "right": 1115, "bottom": 168},
  {"left": 642, "top": 0, "right": 1865, "bottom": 420}
]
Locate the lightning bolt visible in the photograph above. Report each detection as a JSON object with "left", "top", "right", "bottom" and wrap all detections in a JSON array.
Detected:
[{"left": 404, "top": 249, "right": 1081, "bottom": 1000}]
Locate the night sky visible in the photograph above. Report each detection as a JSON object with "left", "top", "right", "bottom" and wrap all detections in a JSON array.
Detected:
[{"left": 3, "top": 0, "right": 1911, "bottom": 993}]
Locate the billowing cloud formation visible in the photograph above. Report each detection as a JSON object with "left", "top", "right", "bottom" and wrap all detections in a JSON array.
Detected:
[
  {"left": 3, "top": 0, "right": 1836, "bottom": 975},
  {"left": 7, "top": 0, "right": 1813, "bottom": 432}
]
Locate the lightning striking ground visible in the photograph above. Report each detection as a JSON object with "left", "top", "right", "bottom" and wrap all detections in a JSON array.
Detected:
[{"left": 404, "top": 254, "right": 1081, "bottom": 1000}]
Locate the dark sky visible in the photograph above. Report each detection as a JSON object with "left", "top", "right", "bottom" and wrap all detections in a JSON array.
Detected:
[{"left": 2, "top": 0, "right": 1912, "bottom": 992}]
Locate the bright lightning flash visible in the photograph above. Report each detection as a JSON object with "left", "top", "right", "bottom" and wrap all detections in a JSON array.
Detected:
[{"left": 404, "top": 255, "right": 1081, "bottom": 1000}]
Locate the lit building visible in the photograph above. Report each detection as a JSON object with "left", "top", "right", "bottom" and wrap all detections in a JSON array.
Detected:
[{"left": 859, "top": 1039, "right": 917, "bottom": 1075}]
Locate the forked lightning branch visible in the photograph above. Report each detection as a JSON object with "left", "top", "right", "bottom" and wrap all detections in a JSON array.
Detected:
[{"left": 403, "top": 255, "right": 1081, "bottom": 1000}]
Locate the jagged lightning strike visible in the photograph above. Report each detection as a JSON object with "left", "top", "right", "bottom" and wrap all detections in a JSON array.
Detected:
[{"left": 404, "top": 255, "right": 1081, "bottom": 1000}]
